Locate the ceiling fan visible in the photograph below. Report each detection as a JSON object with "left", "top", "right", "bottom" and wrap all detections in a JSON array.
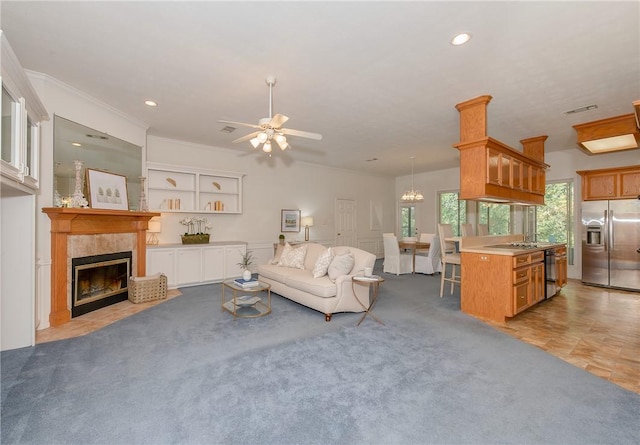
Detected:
[{"left": 218, "top": 76, "right": 322, "bottom": 155}]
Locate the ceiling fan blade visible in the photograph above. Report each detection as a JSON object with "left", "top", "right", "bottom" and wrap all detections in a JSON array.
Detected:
[
  {"left": 269, "top": 113, "right": 289, "bottom": 128},
  {"left": 281, "top": 128, "right": 323, "bottom": 140},
  {"left": 218, "top": 119, "right": 262, "bottom": 130},
  {"left": 232, "top": 131, "right": 260, "bottom": 143}
]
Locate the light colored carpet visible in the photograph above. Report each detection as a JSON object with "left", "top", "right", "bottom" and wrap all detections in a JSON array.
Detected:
[{"left": 2, "top": 266, "right": 639, "bottom": 444}]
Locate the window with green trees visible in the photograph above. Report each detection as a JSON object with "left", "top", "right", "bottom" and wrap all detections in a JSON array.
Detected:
[
  {"left": 438, "top": 181, "right": 573, "bottom": 266},
  {"left": 535, "top": 180, "right": 574, "bottom": 264},
  {"left": 438, "top": 191, "right": 466, "bottom": 236},
  {"left": 400, "top": 205, "right": 416, "bottom": 238},
  {"left": 478, "top": 202, "right": 511, "bottom": 235}
]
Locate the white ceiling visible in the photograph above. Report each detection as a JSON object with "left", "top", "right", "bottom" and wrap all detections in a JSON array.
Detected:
[{"left": 2, "top": 1, "right": 639, "bottom": 177}]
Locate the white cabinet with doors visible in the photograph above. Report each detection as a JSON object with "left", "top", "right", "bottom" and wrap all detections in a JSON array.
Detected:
[
  {"left": 1, "top": 32, "right": 48, "bottom": 190},
  {"left": 146, "top": 242, "right": 247, "bottom": 288}
]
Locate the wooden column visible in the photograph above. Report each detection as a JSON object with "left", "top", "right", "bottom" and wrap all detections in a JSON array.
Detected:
[
  {"left": 455, "top": 95, "right": 492, "bottom": 143},
  {"left": 42, "top": 208, "right": 159, "bottom": 327}
]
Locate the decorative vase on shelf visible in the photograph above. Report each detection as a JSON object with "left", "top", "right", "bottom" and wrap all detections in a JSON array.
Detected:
[
  {"left": 180, "top": 234, "right": 210, "bottom": 244},
  {"left": 242, "top": 269, "right": 252, "bottom": 281}
]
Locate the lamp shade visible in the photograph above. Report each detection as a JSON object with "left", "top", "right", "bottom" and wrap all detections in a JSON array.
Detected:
[
  {"left": 301, "top": 217, "right": 314, "bottom": 227},
  {"left": 148, "top": 220, "right": 162, "bottom": 233},
  {"left": 147, "top": 220, "right": 161, "bottom": 245}
]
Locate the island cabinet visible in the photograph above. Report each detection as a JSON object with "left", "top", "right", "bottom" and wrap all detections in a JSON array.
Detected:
[
  {"left": 454, "top": 95, "right": 549, "bottom": 205},
  {"left": 461, "top": 250, "right": 545, "bottom": 323},
  {"left": 554, "top": 246, "right": 568, "bottom": 291},
  {"left": 577, "top": 165, "right": 640, "bottom": 200}
]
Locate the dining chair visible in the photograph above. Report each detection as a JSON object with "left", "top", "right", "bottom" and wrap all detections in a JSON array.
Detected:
[
  {"left": 461, "top": 223, "right": 474, "bottom": 237},
  {"left": 437, "top": 224, "right": 461, "bottom": 297},
  {"left": 414, "top": 235, "right": 442, "bottom": 275},
  {"left": 415, "top": 233, "right": 434, "bottom": 256},
  {"left": 382, "top": 233, "right": 413, "bottom": 275},
  {"left": 477, "top": 224, "right": 489, "bottom": 236}
]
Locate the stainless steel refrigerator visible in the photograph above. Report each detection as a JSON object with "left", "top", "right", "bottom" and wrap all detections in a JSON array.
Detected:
[{"left": 581, "top": 198, "right": 640, "bottom": 291}]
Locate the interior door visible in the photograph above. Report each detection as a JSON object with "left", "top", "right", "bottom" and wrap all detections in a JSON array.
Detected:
[{"left": 335, "top": 198, "right": 357, "bottom": 247}]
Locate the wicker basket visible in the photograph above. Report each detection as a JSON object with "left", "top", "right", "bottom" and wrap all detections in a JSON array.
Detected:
[{"left": 128, "top": 274, "right": 168, "bottom": 304}]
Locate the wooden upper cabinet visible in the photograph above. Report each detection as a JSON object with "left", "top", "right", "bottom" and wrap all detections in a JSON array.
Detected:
[
  {"left": 577, "top": 165, "right": 640, "bottom": 200},
  {"left": 454, "top": 95, "right": 549, "bottom": 205},
  {"left": 620, "top": 169, "right": 640, "bottom": 198}
]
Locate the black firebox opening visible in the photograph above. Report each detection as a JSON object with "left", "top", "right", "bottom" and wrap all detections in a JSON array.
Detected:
[{"left": 71, "top": 251, "right": 132, "bottom": 318}]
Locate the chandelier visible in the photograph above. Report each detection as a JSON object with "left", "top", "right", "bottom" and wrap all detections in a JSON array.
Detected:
[{"left": 400, "top": 157, "right": 424, "bottom": 203}]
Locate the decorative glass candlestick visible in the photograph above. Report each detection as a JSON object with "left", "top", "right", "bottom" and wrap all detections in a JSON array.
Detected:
[
  {"left": 68, "top": 160, "right": 88, "bottom": 208},
  {"left": 138, "top": 176, "right": 149, "bottom": 211}
]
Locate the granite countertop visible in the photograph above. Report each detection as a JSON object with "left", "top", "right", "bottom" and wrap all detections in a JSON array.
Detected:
[{"left": 459, "top": 242, "right": 565, "bottom": 256}]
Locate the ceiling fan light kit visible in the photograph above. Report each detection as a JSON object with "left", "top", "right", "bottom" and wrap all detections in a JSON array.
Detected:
[{"left": 218, "top": 76, "right": 322, "bottom": 156}]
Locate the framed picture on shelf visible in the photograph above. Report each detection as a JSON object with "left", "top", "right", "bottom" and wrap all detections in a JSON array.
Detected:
[
  {"left": 281, "top": 209, "right": 301, "bottom": 232},
  {"left": 85, "top": 168, "right": 129, "bottom": 210}
]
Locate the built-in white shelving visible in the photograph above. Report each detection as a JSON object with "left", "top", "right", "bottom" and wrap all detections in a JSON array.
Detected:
[{"left": 146, "top": 162, "right": 244, "bottom": 214}]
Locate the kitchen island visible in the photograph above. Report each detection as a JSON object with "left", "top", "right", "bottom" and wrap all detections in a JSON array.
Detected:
[{"left": 459, "top": 239, "right": 567, "bottom": 323}]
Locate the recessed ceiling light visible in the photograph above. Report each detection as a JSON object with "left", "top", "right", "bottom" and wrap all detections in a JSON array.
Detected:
[
  {"left": 71, "top": 142, "right": 82, "bottom": 147},
  {"left": 144, "top": 100, "right": 158, "bottom": 107},
  {"left": 451, "top": 33, "right": 472, "bottom": 46}
]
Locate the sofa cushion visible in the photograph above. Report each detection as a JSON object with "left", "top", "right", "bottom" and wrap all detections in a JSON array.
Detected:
[
  {"left": 328, "top": 252, "right": 355, "bottom": 282},
  {"left": 283, "top": 269, "right": 337, "bottom": 298},
  {"left": 312, "top": 247, "right": 334, "bottom": 278},
  {"left": 258, "top": 264, "right": 293, "bottom": 283},
  {"left": 278, "top": 243, "right": 307, "bottom": 269}
]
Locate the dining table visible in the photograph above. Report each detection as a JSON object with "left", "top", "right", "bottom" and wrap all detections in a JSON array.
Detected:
[{"left": 398, "top": 240, "right": 430, "bottom": 273}]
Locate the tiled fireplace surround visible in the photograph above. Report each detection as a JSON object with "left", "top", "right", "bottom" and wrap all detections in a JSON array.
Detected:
[{"left": 43, "top": 208, "right": 159, "bottom": 327}]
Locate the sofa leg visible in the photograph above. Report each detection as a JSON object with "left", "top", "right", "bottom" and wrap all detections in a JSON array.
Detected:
[{"left": 325, "top": 313, "right": 332, "bottom": 322}]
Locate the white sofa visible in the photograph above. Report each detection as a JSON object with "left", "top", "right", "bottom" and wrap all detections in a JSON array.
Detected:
[{"left": 258, "top": 242, "right": 377, "bottom": 321}]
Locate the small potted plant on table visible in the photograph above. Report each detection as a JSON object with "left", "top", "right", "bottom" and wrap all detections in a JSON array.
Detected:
[{"left": 238, "top": 249, "right": 254, "bottom": 281}]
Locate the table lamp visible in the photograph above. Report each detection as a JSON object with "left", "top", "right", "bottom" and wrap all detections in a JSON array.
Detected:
[
  {"left": 147, "top": 220, "right": 161, "bottom": 245},
  {"left": 301, "top": 216, "right": 314, "bottom": 242}
]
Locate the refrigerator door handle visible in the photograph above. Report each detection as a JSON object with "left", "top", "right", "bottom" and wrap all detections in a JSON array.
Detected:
[
  {"left": 609, "top": 210, "right": 614, "bottom": 250},
  {"left": 604, "top": 210, "right": 608, "bottom": 252}
]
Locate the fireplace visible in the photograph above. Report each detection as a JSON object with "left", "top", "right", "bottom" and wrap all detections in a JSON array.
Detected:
[
  {"left": 71, "top": 251, "right": 132, "bottom": 317},
  {"left": 43, "top": 208, "right": 159, "bottom": 327}
]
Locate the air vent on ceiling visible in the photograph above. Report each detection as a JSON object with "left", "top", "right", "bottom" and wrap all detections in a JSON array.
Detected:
[
  {"left": 86, "top": 134, "right": 108, "bottom": 140},
  {"left": 220, "top": 126, "right": 236, "bottom": 133},
  {"left": 564, "top": 104, "right": 598, "bottom": 115}
]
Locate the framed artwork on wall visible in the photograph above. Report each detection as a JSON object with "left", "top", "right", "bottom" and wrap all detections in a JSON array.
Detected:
[
  {"left": 85, "top": 168, "right": 129, "bottom": 210},
  {"left": 281, "top": 209, "right": 301, "bottom": 232}
]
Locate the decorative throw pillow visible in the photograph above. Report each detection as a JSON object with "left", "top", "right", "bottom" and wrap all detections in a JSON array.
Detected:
[
  {"left": 312, "top": 247, "right": 334, "bottom": 278},
  {"left": 278, "top": 243, "right": 308, "bottom": 269},
  {"left": 269, "top": 243, "right": 285, "bottom": 265},
  {"left": 327, "top": 252, "right": 354, "bottom": 282}
]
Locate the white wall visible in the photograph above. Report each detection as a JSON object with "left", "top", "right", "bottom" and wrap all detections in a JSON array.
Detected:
[
  {"left": 1, "top": 192, "right": 35, "bottom": 350},
  {"left": 147, "top": 136, "right": 397, "bottom": 262}
]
